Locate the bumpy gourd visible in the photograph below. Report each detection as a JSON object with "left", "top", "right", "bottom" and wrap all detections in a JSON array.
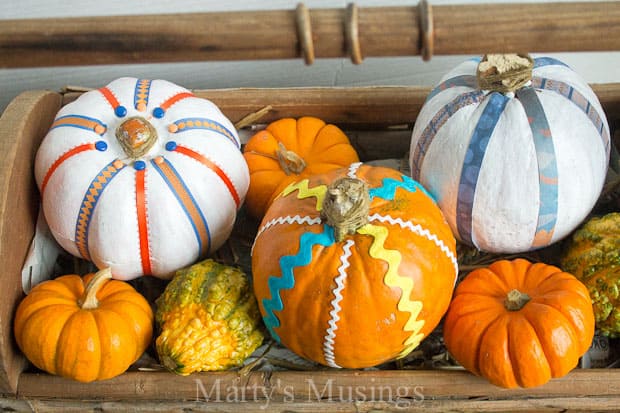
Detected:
[
  {"left": 243, "top": 117, "right": 359, "bottom": 219},
  {"left": 252, "top": 163, "right": 458, "bottom": 368},
  {"left": 35, "top": 77, "right": 248, "bottom": 280},
  {"left": 584, "top": 266, "right": 620, "bottom": 337},
  {"left": 561, "top": 212, "right": 620, "bottom": 280},
  {"left": 410, "top": 54, "right": 609, "bottom": 253},
  {"left": 155, "top": 259, "right": 264, "bottom": 374}
]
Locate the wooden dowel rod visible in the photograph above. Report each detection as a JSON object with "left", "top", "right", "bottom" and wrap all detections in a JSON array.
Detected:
[{"left": 1, "top": 2, "right": 619, "bottom": 68}]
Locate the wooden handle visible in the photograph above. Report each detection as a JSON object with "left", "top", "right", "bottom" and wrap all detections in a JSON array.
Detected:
[{"left": 1, "top": 2, "right": 619, "bottom": 68}]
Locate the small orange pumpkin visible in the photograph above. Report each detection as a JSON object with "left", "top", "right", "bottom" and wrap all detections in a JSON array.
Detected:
[
  {"left": 443, "top": 259, "right": 595, "bottom": 388},
  {"left": 243, "top": 117, "right": 359, "bottom": 219},
  {"left": 13, "top": 268, "right": 153, "bottom": 382}
]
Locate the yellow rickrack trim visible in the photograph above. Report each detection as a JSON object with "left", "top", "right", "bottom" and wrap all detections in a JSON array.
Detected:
[
  {"left": 280, "top": 179, "right": 328, "bottom": 211},
  {"left": 357, "top": 223, "right": 425, "bottom": 358}
]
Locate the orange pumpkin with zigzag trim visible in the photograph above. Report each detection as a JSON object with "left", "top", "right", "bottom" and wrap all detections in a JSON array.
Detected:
[{"left": 251, "top": 163, "right": 458, "bottom": 368}]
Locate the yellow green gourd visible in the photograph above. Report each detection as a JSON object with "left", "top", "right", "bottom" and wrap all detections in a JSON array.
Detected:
[
  {"left": 584, "top": 267, "right": 620, "bottom": 337},
  {"left": 561, "top": 212, "right": 620, "bottom": 280},
  {"left": 155, "top": 259, "right": 264, "bottom": 375}
]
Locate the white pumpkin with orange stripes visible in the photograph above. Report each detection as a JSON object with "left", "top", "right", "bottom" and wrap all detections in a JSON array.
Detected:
[
  {"left": 35, "top": 77, "right": 248, "bottom": 280},
  {"left": 410, "top": 54, "right": 610, "bottom": 253}
]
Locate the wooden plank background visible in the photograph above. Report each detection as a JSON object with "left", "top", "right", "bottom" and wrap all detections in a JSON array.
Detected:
[{"left": 2, "top": 0, "right": 620, "bottom": 115}]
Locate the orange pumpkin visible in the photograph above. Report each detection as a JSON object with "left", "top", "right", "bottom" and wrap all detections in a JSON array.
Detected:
[
  {"left": 252, "top": 163, "right": 458, "bottom": 368},
  {"left": 243, "top": 117, "right": 359, "bottom": 219},
  {"left": 13, "top": 268, "right": 153, "bottom": 382},
  {"left": 443, "top": 259, "right": 595, "bottom": 388}
]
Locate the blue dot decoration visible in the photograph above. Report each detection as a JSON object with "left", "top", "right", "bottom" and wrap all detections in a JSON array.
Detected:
[
  {"left": 153, "top": 107, "right": 166, "bottom": 119},
  {"left": 165, "top": 141, "right": 177, "bottom": 151},
  {"left": 95, "top": 141, "right": 108, "bottom": 151},
  {"left": 115, "top": 105, "right": 128, "bottom": 117},
  {"left": 134, "top": 160, "right": 146, "bottom": 171}
]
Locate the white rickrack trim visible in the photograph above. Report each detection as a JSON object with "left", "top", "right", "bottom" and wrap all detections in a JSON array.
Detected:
[
  {"left": 251, "top": 215, "right": 322, "bottom": 255},
  {"left": 322, "top": 239, "right": 354, "bottom": 368},
  {"left": 347, "top": 162, "right": 363, "bottom": 178},
  {"left": 368, "top": 214, "right": 459, "bottom": 281}
]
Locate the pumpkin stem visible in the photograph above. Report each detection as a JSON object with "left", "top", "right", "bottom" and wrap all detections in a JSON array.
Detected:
[
  {"left": 504, "top": 289, "right": 531, "bottom": 311},
  {"left": 477, "top": 54, "right": 534, "bottom": 94},
  {"left": 80, "top": 267, "right": 113, "bottom": 310},
  {"left": 321, "top": 177, "right": 370, "bottom": 242},
  {"left": 276, "top": 142, "right": 306, "bottom": 175},
  {"left": 115, "top": 116, "right": 158, "bottom": 159}
]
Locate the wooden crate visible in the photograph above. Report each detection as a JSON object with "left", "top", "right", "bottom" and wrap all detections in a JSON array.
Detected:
[{"left": 1, "top": 84, "right": 620, "bottom": 412}]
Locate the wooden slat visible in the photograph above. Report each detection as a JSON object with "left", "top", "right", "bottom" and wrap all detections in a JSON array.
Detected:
[
  {"left": 0, "top": 91, "right": 62, "bottom": 393},
  {"left": 15, "top": 369, "right": 620, "bottom": 401},
  {"left": 3, "top": 395, "right": 620, "bottom": 412},
  {"left": 61, "top": 83, "right": 620, "bottom": 129},
  {"left": 1, "top": 2, "right": 620, "bottom": 68}
]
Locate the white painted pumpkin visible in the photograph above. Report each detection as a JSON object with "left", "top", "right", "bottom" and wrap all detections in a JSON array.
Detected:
[
  {"left": 410, "top": 55, "right": 610, "bottom": 253},
  {"left": 35, "top": 77, "right": 248, "bottom": 280}
]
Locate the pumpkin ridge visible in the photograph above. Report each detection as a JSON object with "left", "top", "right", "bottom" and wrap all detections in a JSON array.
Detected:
[
  {"left": 504, "top": 316, "right": 521, "bottom": 387},
  {"left": 249, "top": 165, "right": 287, "bottom": 175},
  {"left": 98, "top": 299, "right": 154, "bottom": 326},
  {"left": 532, "top": 276, "right": 589, "bottom": 301},
  {"left": 32, "top": 275, "right": 85, "bottom": 298},
  {"left": 472, "top": 267, "right": 515, "bottom": 297},
  {"left": 14, "top": 296, "right": 76, "bottom": 328},
  {"left": 472, "top": 311, "right": 504, "bottom": 377},
  {"left": 521, "top": 302, "right": 579, "bottom": 377},
  {"left": 528, "top": 290, "right": 591, "bottom": 348},
  {"left": 92, "top": 309, "right": 137, "bottom": 378},
  {"left": 303, "top": 161, "right": 358, "bottom": 172},
  {"left": 16, "top": 304, "right": 76, "bottom": 373},
  {"left": 446, "top": 293, "right": 503, "bottom": 317},
  {"left": 304, "top": 139, "right": 355, "bottom": 159},
  {"left": 57, "top": 310, "right": 101, "bottom": 382},
  {"left": 525, "top": 262, "right": 562, "bottom": 285},
  {"left": 520, "top": 303, "right": 559, "bottom": 376}
]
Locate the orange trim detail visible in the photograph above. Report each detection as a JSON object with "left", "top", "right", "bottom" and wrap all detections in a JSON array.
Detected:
[
  {"left": 99, "top": 87, "right": 121, "bottom": 110},
  {"left": 135, "top": 168, "right": 152, "bottom": 275},
  {"left": 155, "top": 160, "right": 210, "bottom": 256},
  {"left": 41, "top": 143, "right": 95, "bottom": 194},
  {"left": 174, "top": 145, "right": 241, "bottom": 208},
  {"left": 159, "top": 92, "right": 194, "bottom": 111}
]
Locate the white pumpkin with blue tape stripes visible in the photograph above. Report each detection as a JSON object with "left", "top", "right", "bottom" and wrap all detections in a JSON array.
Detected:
[
  {"left": 409, "top": 54, "right": 610, "bottom": 253},
  {"left": 35, "top": 77, "right": 248, "bottom": 280}
]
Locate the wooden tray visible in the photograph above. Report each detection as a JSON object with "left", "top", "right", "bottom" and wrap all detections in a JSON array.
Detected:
[{"left": 1, "top": 85, "right": 620, "bottom": 412}]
